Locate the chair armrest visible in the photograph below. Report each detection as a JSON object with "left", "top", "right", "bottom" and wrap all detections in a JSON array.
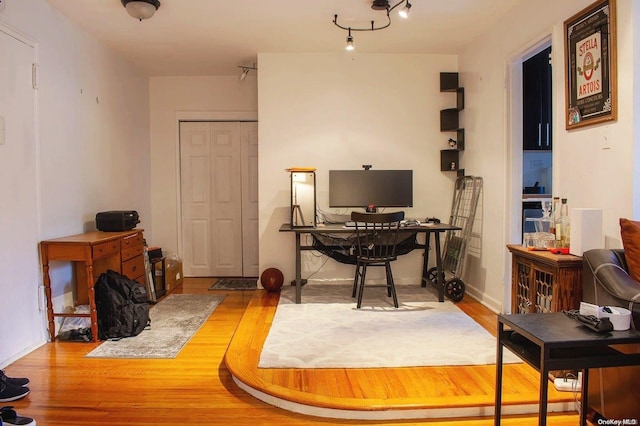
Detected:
[{"left": 583, "top": 249, "right": 640, "bottom": 303}]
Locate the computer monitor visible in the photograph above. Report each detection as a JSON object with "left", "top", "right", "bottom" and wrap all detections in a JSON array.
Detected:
[{"left": 329, "top": 170, "right": 413, "bottom": 210}]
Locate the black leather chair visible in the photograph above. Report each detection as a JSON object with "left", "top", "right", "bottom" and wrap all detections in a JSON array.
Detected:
[
  {"left": 351, "top": 211, "right": 405, "bottom": 309},
  {"left": 582, "top": 249, "right": 640, "bottom": 326},
  {"left": 582, "top": 249, "right": 640, "bottom": 421}
]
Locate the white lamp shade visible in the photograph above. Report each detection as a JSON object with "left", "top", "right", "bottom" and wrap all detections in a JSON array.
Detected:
[{"left": 125, "top": 1, "right": 158, "bottom": 20}]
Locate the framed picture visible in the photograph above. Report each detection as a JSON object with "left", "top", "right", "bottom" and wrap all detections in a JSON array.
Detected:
[{"left": 564, "top": 0, "right": 617, "bottom": 129}]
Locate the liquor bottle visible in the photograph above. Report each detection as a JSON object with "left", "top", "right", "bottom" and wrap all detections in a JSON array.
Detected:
[
  {"left": 550, "top": 197, "right": 560, "bottom": 239},
  {"left": 560, "top": 198, "right": 570, "bottom": 248}
]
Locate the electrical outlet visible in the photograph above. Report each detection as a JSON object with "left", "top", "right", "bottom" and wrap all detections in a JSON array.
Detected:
[
  {"left": 602, "top": 125, "right": 611, "bottom": 150},
  {"left": 38, "top": 285, "right": 46, "bottom": 311}
]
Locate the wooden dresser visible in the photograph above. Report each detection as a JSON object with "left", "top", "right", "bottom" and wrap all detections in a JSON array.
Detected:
[
  {"left": 40, "top": 229, "right": 145, "bottom": 342},
  {"left": 506, "top": 244, "right": 583, "bottom": 313}
]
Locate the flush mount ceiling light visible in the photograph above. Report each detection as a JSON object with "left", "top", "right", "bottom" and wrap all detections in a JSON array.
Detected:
[
  {"left": 238, "top": 63, "right": 257, "bottom": 81},
  {"left": 333, "top": 0, "right": 411, "bottom": 51},
  {"left": 122, "top": 0, "right": 161, "bottom": 21}
]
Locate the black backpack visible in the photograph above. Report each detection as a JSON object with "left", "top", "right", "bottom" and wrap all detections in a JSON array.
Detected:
[{"left": 95, "top": 269, "right": 151, "bottom": 340}]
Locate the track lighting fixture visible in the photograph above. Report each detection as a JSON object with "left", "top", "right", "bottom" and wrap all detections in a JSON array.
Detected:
[
  {"left": 122, "top": 0, "right": 161, "bottom": 21},
  {"left": 238, "top": 63, "right": 257, "bottom": 81},
  {"left": 333, "top": 0, "right": 411, "bottom": 50}
]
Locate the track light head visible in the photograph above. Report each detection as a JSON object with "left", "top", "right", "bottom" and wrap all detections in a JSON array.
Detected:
[
  {"left": 399, "top": 1, "right": 411, "bottom": 18},
  {"left": 346, "top": 36, "right": 355, "bottom": 51},
  {"left": 345, "top": 28, "right": 355, "bottom": 51},
  {"left": 238, "top": 63, "right": 258, "bottom": 81}
]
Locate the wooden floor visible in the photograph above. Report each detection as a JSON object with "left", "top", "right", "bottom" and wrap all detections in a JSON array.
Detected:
[{"left": 4, "top": 278, "right": 583, "bottom": 425}]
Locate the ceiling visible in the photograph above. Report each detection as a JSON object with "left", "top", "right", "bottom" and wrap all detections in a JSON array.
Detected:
[{"left": 45, "top": 0, "right": 521, "bottom": 77}]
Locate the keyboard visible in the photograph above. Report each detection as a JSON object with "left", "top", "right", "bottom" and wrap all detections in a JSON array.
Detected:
[
  {"left": 344, "top": 221, "right": 366, "bottom": 228},
  {"left": 344, "top": 221, "right": 406, "bottom": 228}
]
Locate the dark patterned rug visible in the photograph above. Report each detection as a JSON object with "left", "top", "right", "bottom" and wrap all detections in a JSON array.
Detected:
[{"left": 209, "top": 278, "right": 257, "bottom": 291}]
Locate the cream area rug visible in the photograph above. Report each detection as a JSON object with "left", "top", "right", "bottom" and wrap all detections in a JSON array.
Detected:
[
  {"left": 86, "top": 294, "right": 225, "bottom": 359},
  {"left": 259, "top": 284, "right": 520, "bottom": 369}
]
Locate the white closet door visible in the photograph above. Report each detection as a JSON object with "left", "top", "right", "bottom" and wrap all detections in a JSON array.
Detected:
[
  {"left": 209, "top": 122, "right": 243, "bottom": 276},
  {"left": 180, "top": 121, "right": 257, "bottom": 277},
  {"left": 180, "top": 122, "right": 215, "bottom": 276}
]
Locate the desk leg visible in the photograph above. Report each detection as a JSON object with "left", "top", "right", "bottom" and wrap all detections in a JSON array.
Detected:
[
  {"left": 421, "top": 231, "right": 431, "bottom": 288},
  {"left": 295, "top": 233, "right": 302, "bottom": 304},
  {"left": 85, "top": 260, "right": 99, "bottom": 343},
  {"left": 495, "top": 321, "right": 504, "bottom": 426},
  {"left": 40, "top": 249, "right": 56, "bottom": 342},
  {"left": 434, "top": 231, "right": 444, "bottom": 302},
  {"left": 580, "top": 369, "right": 589, "bottom": 426}
]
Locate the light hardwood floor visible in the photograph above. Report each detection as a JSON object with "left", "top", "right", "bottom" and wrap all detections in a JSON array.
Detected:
[{"left": 4, "top": 278, "right": 583, "bottom": 425}]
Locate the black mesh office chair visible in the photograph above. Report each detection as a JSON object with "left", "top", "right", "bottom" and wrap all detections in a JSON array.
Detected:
[{"left": 351, "top": 211, "right": 405, "bottom": 308}]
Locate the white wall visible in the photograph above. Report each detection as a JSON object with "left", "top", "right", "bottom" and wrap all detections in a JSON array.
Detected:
[
  {"left": 148, "top": 76, "right": 258, "bottom": 254},
  {"left": 458, "top": 0, "right": 638, "bottom": 311},
  {"left": 257, "top": 53, "right": 459, "bottom": 287},
  {"left": 0, "top": 0, "right": 151, "bottom": 366}
]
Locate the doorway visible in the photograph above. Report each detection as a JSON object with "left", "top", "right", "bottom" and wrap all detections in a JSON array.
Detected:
[
  {"left": 504, "top": 36, "right": 553, "bottom": 311},
  {"left": 521, "top": 44, "right": 553, "bottom": 238},
  {"left": 179, "top": 121, "right": 259, "bottom": 277}
]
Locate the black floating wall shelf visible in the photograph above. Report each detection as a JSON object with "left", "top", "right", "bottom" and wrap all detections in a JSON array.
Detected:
[{"left": 439, "top": 72, "right": 465, "bottom": 174}]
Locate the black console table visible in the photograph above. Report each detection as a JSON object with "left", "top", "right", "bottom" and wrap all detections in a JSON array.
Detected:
[
  {"left": 495, "top": 312, "right": 640, "bottom": 426},
  {"left": 279, "top": 222, "right": 460, "bottom": 304}
]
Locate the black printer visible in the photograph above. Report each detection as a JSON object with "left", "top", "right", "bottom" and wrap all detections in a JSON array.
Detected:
[{"left": 95, "top": 211, "right": 140, "bottom": 232}]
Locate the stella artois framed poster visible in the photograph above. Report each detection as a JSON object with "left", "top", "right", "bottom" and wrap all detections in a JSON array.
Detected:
[{"left": 564, "top": 0, "right": 617, "bottom": 129}]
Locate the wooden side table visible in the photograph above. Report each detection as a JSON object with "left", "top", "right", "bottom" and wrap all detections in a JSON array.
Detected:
[
  {"left": 506, "top": 245, "right": 583, "bottom": 313},
  {"left": 40, "top": 229, "right": 144, "bottom": 342}
]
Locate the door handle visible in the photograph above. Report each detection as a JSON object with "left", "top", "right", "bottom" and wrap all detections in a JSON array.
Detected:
[
  {"left": 538, "top": 123, "right": 542, "bottom": 147},
  {"left": 546, "top": 123, "right": 550, "bottom": 147}
]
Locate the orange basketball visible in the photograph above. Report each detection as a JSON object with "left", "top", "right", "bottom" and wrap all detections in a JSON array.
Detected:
[{"left": 260, "top": 268, "right": 284, "bottom": 292}]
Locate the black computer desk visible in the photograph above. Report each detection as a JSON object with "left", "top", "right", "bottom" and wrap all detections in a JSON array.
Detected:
[{"left": 279, "top": 222, "right": 461, "bottom": 304}]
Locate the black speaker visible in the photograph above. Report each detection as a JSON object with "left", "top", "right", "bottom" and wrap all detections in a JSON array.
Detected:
[{"left": 95, "top": 211, "right": 139, "bottom": 232}]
